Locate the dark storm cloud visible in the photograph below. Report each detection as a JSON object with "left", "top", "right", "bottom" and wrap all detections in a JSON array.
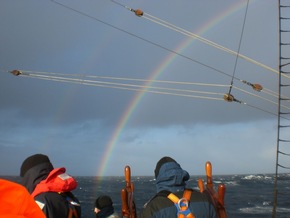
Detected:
[{"left": 0, "top": 0, "right": 284, "bottom": 176}]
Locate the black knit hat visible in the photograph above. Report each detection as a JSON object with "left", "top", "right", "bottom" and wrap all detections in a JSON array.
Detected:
[
  {"left": 95, "top": 195, "right": 113, "bottom": 209},
  {"left": 20, "top": 154, "right": 52, "bottom": 177},
  {"left": 154, "top": 156, "right": 177, "bottom": 178}
]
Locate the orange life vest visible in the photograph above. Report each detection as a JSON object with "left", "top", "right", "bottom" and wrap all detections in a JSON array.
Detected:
[
  {"left": 0, "top": 179, "right": 46, "bottom": 218},
  {"left": 31, "top": 167, "right": 77, "bottom": 198},
  {"left": 31, "top": 167, "right": 79, "bottom": 218},
  {"left": 167, "top": 189, "right": 195, "bottom": 218}
]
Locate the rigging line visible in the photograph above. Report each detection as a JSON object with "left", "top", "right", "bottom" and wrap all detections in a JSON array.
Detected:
[
  {"left": 85, "top": 75, "right": 230, "bottom": 88},
  {"left": 20, "top": 73, "right": 223, "bottom": 101},
  {"left": 262, "top": 88, "right": 288, "bottom": 100},
  {"left": 262, "top": 88, "right": 279, "bottom": 98},
  {"left": 114, "top": 1, "right": 290, "bottom": 80},
  {"left": 263, "top": 87, "right": 290, "bottom": 101},
  {"left": 110, "top": 0, "right": 137, "bottom": 13},
  {"left": 19, "top": 70, "right": 231, "bottom": 88},
  {"left": 228, "top": 0, "right": 249, "bottom": 94},
  {"left": 16, "top": 70, "right": 290, "bottom": 111},
  {"left": 143, "top": 11, "right": 254, "bottom": 59},
  {"left": 18, "top": 70, "right": 289, "bottom": 103},
  {"left": 224, "top": 93, "right": 290, "bottom": 120},
  {"left": 110, "top": 0, "right": 128, "bottom": 9},
  {"left": 142, "top": 14, "right": 245, "bottom": 59},
  {"left": 16, "top": 72, "right": 289, "bottom": 120},
  {"left": 19, "top": 73, "right": 225, "bottom": 97},
  {"left": 115, "top": 0, "right": 235, "bottom": 56},
  {"left": 245, "top": 102, "right": 290, "bottom": 121},
  {"left": 49, "top": 0, "right": 283, "bottom": 94},
  {"left": 12, "top": 70, "right": 289, "bottom": 108},
  {"left": 49, "top": 0, "right": 290, "bottom": 110},
  {"left": 234, "top": 86, "right": 290, "bottom": 111}
]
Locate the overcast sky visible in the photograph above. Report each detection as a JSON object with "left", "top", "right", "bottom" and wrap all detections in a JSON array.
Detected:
[{"left": 1, "top": 0, "right": 288, "bottom": 177}]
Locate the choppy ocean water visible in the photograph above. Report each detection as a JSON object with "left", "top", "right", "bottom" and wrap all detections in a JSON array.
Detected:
[{"left": 2, "top": 174, "right": 290, "bottom": 218}]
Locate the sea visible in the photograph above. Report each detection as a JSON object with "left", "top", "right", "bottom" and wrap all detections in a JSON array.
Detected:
[{"left": 2, "top": 174, "right": 290, "bottom": 218}]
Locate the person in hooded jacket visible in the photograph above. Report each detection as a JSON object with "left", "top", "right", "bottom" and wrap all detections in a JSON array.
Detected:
[
  {"left": 94, "top": 195, "right": 119, "bottom": 218},
  {"left": 138, "top": 156, "right": 217, "bottom": 218},
  {"left": 20, "top": 154, "right": 81, "bottom": 218}
]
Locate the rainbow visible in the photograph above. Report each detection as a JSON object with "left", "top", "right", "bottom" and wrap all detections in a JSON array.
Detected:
[{"left": 96, "top": 1, "right": 252, "bottom": 176}]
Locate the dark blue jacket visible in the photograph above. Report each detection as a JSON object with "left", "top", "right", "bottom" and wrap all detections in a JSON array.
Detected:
[{"left": 138, "top": 161, "right": 217, "bottom": 218}]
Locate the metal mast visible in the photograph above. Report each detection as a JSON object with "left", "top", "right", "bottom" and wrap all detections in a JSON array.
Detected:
[{"left": 272, "top": 1, "right": 290, "bottom": 217}]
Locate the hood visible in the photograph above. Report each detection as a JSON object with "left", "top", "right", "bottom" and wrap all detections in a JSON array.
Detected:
[
  {"left": 21, "top": 162, "right": 53, "bottom": 193},
  {"left": 156, "top": 161, "right": 190, "bottom": 193}
]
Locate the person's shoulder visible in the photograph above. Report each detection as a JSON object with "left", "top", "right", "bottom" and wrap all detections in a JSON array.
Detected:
[
  {"left": 0, "top": 179, "right": 30, "bottom": 199},
  {"left": 163, "top": 189, "right": 211, "bottom": 203},
  {"left": 186, "top": 188, "right": 213, "bottom": 202},
  {"left": 142, "top": 192, "right": 174, "bottom": 210},
  {"left": 0, "top": 179, "right": 25, "bottom": 190}
]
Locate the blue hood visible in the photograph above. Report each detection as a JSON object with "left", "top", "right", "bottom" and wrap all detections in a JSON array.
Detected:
[{"left": 155, "top": 161, "right": 190, "bottom": 193}]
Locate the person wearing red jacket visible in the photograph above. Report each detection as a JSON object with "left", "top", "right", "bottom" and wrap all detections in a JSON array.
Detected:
[
  {"left": 0, "top": 178, "right": 46, "bottom": 218},
  {"left": 20, "top": 154, "right": 81, "bottom": 218}
]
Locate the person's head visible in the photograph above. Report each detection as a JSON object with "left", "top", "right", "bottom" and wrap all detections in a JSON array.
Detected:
[
  {"left": 154, "top": 156, "right": 190, "bottom": 193},
  {"left": 20, "top": 154, "right": 54, "bottom": 193},
  {"left": 94, "top": 195, "right": 115, "bottom": 218}
]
